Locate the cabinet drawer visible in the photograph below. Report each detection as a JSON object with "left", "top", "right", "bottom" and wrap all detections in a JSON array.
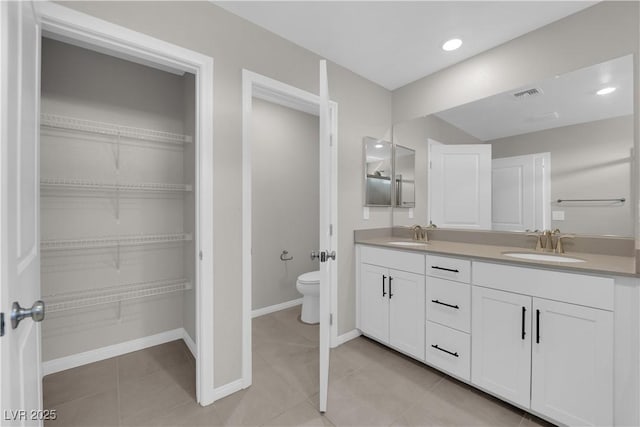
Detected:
[
  {"left": 426, "top": 255, "right": 471, "bottom": 283},
  {"left": 472, "top": 262, "right": 614, "bottom": 311},
  {"left": 425, "top": 321, "right": 470, "bottom": 381},
  {"left": 360, "top": 245, "right": 425, "bottom": 274},
  {"left": 426, "top": 277, "right": 470, "bottom": 333}
]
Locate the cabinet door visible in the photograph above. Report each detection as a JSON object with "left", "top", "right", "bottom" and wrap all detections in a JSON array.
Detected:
[
  {"left": 531, "top": 298, "right": 613, "bottom": 426},
  {"left": 471, "top": 286, "right": 532, "bottom": 408},
  {"left": 359, "top": 263, "right": 390, "bottom": 343},
  {"left": 389, "top": 269, "right": 425, "bottom": 360}
]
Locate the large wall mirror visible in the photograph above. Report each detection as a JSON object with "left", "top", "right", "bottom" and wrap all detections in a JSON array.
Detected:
[{"left": 393, "top": 54, "right": 634, "bottom": 237}]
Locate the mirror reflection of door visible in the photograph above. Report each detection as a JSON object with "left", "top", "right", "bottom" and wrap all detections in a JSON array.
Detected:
[
  {"left": 492, "top": 153, "right": 551, "bottom": 232},
  {"left": 428, "top": 140, "right": 492, "bottom": 229}
]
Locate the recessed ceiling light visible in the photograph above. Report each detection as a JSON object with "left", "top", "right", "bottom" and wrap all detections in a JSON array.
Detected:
[
  {"left": 442, "top": 38, "right": 462, "bottom": 51},
  {"left": 375, "top": 143, "right": 384, "bottom": 148},
  {"left": 596, "top": 87, "right": 616, "bottom": 96}
]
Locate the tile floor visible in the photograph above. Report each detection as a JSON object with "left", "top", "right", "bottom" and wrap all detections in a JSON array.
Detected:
[{"left": 44, "top": 306, "right": 553, "bottom": 426}]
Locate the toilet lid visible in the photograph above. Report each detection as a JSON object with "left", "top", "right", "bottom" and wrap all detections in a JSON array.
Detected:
[{"left": 298, "top": 270, "right": 320, "bottom": 284}]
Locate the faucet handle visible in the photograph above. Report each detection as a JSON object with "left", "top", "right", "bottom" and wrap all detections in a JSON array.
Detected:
[
  {"left": 526, "top": 232, "right": 544, "bottom": 251},
  {"left": 555, "top": 234, "right": 575, "bottom": 254}
]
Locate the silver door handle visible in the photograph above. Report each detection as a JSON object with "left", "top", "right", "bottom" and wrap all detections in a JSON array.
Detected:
[
  {"left": 11, "top": 300, "right": 45, "bottom": 329},
  {"left": 311, "top": 250, "right": 336, "bottom": 262}
]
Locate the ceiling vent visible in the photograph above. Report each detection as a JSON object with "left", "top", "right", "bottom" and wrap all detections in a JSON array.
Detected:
[{"left": 512, "top": 87, "right": 544, "bottom": 99}]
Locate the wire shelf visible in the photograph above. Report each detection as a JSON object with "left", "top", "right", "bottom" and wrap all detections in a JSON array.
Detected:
[
  {"left": 41, "top": 113, "right": 193, "bottom": 145},
  {"left": 45, "top": 278, "right": 192, "bottom": 313},
  {"left": 40, "top": 178, "right": 192, "bottom": 192},
  {"left": 41, "top": 233, "right": 192, "bottom": 251}
]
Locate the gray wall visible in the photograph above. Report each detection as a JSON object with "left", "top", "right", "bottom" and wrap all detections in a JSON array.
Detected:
[
  {"left": 251, "top": 98, "right": 319, "bottom": 310},
  {"left": 491, "top": 116, "right": 634, "bottom": 236},
  {"left": 59, "top": 1, "right": 393, "bottom": 386},
  {"left": 391, "top": 0, "right": 639, "bottom": 243},
  {"left": 392, "top": 115, "right": 481, "bottom": 226},
  {"left": 41, "top": 38, "right": 193, "bottom": 360}
]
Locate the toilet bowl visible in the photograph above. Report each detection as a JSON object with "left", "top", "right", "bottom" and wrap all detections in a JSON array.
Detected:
[{"left": 296, "top": 270, "right": 320, "bottom": 324}]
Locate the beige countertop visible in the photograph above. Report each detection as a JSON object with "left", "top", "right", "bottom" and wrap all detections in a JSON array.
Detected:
[{"left": 356, "top": 236, "right": 638, "bottom": 277}]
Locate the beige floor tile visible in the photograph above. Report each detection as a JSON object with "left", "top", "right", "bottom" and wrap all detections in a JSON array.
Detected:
[
  {"left": 141, "top": 400, "right": 224, "bottom": 426},
  {"left": 393, "top": 378, "right": 524, "bottom": 427},
  {"left": 212, "top": 385, "right": 282, "bottom": 427},
  {"left": 519, "top": 414, "right": 557, "bottom": 427},
  {"left": 316, "top": 370, "right": 419, "bottom": 426},
  {"left": 264, "top": 400, "right": 335, "bottom": 427},
  {"left": 43, "top": 358, "right": 118, "bottom": 407},
  {"left": 45, "top": 389, "right": 119, "bottom": 427},
  {"left": 117, "top": 339, "right": 192, "bottom": 384},
  {"left": 271, "top": 306, "right": 320, "bottom": 343},
  {"left": 119, "top": 361, "right": 195, "bottom": 426}
]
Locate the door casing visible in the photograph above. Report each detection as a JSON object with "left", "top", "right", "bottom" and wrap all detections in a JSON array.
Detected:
[
  {"left": 1, "top": 1, "right": 217, "bottom": 406},
  {"left": 241, "top": 69, "right": 339, "bottom": 389}
]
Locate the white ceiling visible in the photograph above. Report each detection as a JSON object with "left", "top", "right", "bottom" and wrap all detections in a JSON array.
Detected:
[
  {"left": 434, "top": 55, "right": 634, "bottom": 141},
  {"left": 215, "top": 1, "right": 596, "bottom": 90}
]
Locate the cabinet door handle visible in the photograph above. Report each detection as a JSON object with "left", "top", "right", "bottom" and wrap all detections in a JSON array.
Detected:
[
  {"left": 388, "top": 276, "right": 393, "bottom": 299},
  {"left": 431, "top": 344, "right": 458, "bottom": 358},
  {"left": 431, "top": 266, "right": 459, "bottom": 273},
  {"left": 382, "top": 275, "right": 387, "bottom": 297},
  {"left": 431, "top": 299, "right": 459, "bottom": 309},
  {"left": 521, "top": 306, "right": 526, "bottom": 340},
  {"left": 536, "top": 309, "right": 541, "bottom": 344}
]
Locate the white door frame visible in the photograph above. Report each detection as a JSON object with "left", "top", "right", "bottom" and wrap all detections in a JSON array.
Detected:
[
  {"left": 241, "top": 69, "right": 338, "bottom": 388},
  {"left": 31, "top": 2, "right": 216, "bottom": 405}
]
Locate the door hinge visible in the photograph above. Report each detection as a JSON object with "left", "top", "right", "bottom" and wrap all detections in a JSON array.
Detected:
[
  {"left": 429, "top": 161, "right": 432, "bottom": 169},
  {"left": 0, "top": 312, "right": 4, "bottom": 337},
  {"left": 329, "top": 224, "right": 333, "bottom": 236},
  {"left": 329, "top": 313, "right": 333, "bottom": 325},
  {"left": 329, "top": 134, "right": 334, "bottom": 147},
  {"left": 199, "top": 250, "right": 203, "bottom": 261}
]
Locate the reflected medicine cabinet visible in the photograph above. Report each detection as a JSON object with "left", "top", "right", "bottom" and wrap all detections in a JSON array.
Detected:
[{"left": 363, "top": 137, "right": 416, "bottom": 208}]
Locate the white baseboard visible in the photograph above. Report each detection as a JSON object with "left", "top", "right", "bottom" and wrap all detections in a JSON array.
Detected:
[
  {"left": 251, "top": 298, "right": 302, "bottom": 318},
  {"left": 212, "top": 379, "right": 244, "bottom": 401},
  {"left": 42, "top": 328, "right": 187, "bottom": 376},
  {"left": 335, "top": 329, "right": 361, "bottom": 346},
  {"left": 182, "top": 330, "right": 196, "bottom": 358}
]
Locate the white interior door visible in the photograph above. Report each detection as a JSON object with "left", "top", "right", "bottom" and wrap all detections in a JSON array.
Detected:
[
  {"left": 318, "top": 59, "right": 332, "bottom": 413},
  {"left": 429, "top": 143, "right": 492, "bottom": 229},
  {"left": 0, "top": 1, "right": 44, "bottom": 424},
  {"left": 492, "top": 153, "right": 550, "bottom": 231}
]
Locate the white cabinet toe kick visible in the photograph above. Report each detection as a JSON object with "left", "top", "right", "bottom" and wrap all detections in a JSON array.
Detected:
[{"left": 355, "top": 244, "right": 639, "bottom": 427}]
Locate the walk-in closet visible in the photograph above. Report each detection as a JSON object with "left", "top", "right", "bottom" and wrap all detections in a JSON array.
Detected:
[{"left": 39, "top": 37, "right": 197, "bottom": 373}]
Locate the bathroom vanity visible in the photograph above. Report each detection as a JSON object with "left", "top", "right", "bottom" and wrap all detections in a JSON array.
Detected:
[{"left": 355, "top": 233, "right": 639, "bottom": 427}]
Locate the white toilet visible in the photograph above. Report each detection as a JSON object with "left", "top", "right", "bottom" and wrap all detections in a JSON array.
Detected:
[{"left": 296, "top": 270, "right": 320, "bottom": 324}]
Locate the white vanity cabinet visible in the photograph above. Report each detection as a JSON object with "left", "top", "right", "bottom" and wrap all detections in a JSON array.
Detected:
[
  {"left": 472, "top": 262, "right": 614, "bottom": 427},
  {"left": 358, "top": 246, "right": 426, "bottom": 360}
]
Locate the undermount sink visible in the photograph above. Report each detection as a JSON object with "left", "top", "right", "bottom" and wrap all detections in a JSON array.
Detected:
[
  {"left": 502, "top": 252, "right": 585, "bottom": 263},
  {"left": 388, "top": 241, "right": 429, "bottom": 247}
]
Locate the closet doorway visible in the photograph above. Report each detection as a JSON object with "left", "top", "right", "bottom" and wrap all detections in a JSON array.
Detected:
[{"left": 0, "top": 2, "right": 215, "bottom": 418}]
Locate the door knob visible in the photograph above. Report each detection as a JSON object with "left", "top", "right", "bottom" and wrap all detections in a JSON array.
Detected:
[
  {"left": 11, "top": 300, "right": 45, "bottom": 329},
  {"left": 311, "top": 250, "right": 336, "bottom": 262}
]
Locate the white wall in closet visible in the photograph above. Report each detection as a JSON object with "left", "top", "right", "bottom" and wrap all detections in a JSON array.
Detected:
[{"left": 40, "top": 38, "right": 196, "bottom": 361}]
